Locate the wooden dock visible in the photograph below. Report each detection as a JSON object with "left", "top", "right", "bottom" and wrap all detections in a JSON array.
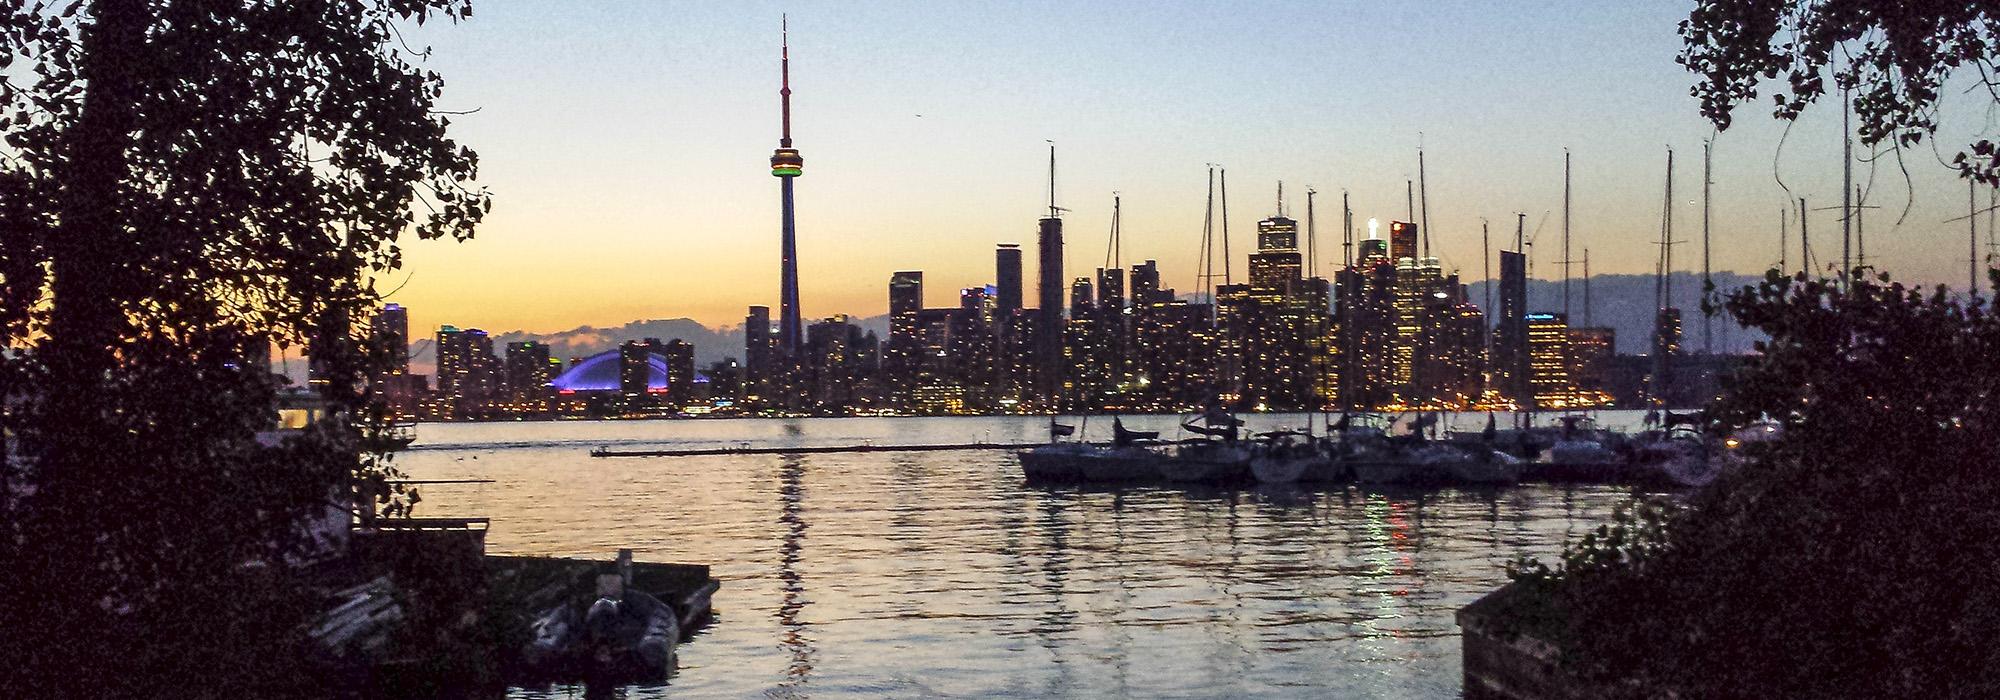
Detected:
[{"left": 589, "top": 441, "right": 1059, "bottom": 458}]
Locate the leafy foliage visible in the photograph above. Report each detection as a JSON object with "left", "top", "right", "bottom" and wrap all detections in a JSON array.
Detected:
[
  {"left": 1512, "top": 270, "right": 2000, "bottom": 697},
  {"left": 0, "top": 0, "right": 486, "bottom": 692},
  {"left": 1680, "top": 0, "right": 2000, "bottom": 183}
]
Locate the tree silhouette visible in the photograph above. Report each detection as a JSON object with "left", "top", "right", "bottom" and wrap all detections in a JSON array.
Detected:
[
  {"left": 1682, "top": 0, "right": 2000, "bottom": 183},
  {"left": 0, "top": 1, "right": 487, "bottom": 692}
]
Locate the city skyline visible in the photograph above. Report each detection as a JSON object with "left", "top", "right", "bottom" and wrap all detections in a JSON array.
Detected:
[{"left": 386, "top": 2, "right": 2000, "bottom": 339}]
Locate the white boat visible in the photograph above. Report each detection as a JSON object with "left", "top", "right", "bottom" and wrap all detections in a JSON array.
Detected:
[{"left": 1019, "top": 442, "right": 1093, "bottom": 481}]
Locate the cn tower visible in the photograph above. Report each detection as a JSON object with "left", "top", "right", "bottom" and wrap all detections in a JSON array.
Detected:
[{"left": 771, "top": 16, "right": 805, "bottom": 356}]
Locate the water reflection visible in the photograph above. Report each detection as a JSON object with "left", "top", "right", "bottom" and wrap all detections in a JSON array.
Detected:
[
  {"left": 394, "top": 418, "right": 1636, "bottom": 699},
  {"left": 772, "top": 455, "right": 814, "bottom": 697}
]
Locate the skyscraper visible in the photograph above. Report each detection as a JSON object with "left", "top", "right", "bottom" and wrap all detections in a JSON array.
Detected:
[
  {"left": 743, "top": 305, "right": 772, "bottom": 401},
  {"left": 771, "top": 18, "right": 806, "bottom": 358},
  {"left": 1250, "top": 211, "right": 1302, "bottom": 291},
  {"left": 1527, "top": 313, "right": 1574, "bottom": 409},
  {"left": 995, "top": 243, "right": 1023, "bottom": 313},
  {"left": 1390, "top": 221, "right": 1420, "bottom": 262},
  {"left": 1497, "top": 249, "right": 1530, "bottom": 405},
  {"left": 889, "top": 271, "right": 924, "bottom": 342},
  {"left": 373, "top": 303, "right": 410, "bottom": 374}
]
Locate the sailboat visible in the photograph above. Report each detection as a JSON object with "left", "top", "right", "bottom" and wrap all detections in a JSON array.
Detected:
[{"left": 1157, "top": 404, "right": 1252, "bottom": 483}]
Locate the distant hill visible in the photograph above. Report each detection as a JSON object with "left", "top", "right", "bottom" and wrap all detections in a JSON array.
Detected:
[{"left": 1464, "top": 271, "right": 1765, "bottom": 355}]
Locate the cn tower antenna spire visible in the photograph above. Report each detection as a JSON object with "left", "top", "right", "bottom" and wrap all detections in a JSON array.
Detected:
[{"left": 780, "top": 14, "right": 793, "bottom": 148}]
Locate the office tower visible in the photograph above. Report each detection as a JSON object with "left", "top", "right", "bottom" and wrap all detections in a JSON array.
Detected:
[
  {"left": 1496, "top": 250, "right": 1529, "bottom": 405},
  {"left": 889, "top": 271, "right": 924, "bottom": 342},
  {"left": 1096, "top": 267, "right": 1125, "bottom": 312},
  {"left": 805, "top": 315, "right": 875, "bottom": 411},
  {"left": 1389, "top": 221, "right": 1419, "bottom": 262},
  {"left": 1250, "top": 211, "right": 1302, "bottom": 291},
  {"left": 1569, "top": 326, "right": 1615, "bottom": 403},
  {"left": 504, "top": 341, "right": 555, "bottom": 413},
  {"left": 1069, "top": 276, "right": 1094, "bottom": 316},
  {"left": 662, "top": 339, "right": 695, "bottom": 408},
  {"left": 771, "top": 19, "right": 806, "bottom": 357},
  {"left": 435, "top": 326, "right": 497, "bottom": 418},
  {"left": 996, "top": 244, "right": 1023, "bottom": 313},
  {"left": 1527, "top": 313, "right": 1574, "bottom": 409},
  {"left": 744, "top": 305, "right": 772, "bottom": 402},
  {"left": 1130, "top": 260, "right": 1161, "bottom": 306},
  {"left": 373, "top": 304, "right": 410, "bottom": 373},
  {"left": 619, "top": 338, "right": 665, "bottom": 412},
  {"left": 370, "top": 304, "right": 418, "bottom": 417}
]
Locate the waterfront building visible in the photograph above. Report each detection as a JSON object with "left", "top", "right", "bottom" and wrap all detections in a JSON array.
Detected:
[
  {"left": 1569, "top": 326, "right": 1616, "bottom": 406},
  {"left": 1337, "top": 237, "right": 1401, "bottom": 409},
  {"left": 619, "top": 338, "right": 669, "bottom": 414},
  {"left": 370, "top": 304, "right": 423, "bottom": 418},
  {"left": 743, "top": 305, "right": 773, "bottom": 406},
  {"left": 503, "top": 341, "right": 555, "bottom": 414},
  {"left": 1526, "top": 313, "right": 1575, "bottom": 409},
  {"left": 435, "top": 325, "right": 499, "bottom": 419}
]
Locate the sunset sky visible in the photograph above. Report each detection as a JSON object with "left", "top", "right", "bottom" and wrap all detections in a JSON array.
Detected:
[{"left": 387, "top": 1, "right": 1999, "bottom": 338}]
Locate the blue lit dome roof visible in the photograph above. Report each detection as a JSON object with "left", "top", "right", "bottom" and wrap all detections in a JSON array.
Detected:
[{"left": 550, "top": 349, "right": 670, "bottom": 393}]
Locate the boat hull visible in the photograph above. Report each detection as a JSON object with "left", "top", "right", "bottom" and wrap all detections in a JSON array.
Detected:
[{"left": 1249, "top": 455, "right": 1313, "bottom": 484}]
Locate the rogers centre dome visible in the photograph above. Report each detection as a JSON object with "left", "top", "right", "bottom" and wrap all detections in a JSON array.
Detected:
[{"left": 549, "top": 349, "right": 670, "bottom": 393}]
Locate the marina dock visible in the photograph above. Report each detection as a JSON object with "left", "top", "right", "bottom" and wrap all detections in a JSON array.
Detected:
[{"left": 589, "top": 441, "right": 1055, "bottom": 458}]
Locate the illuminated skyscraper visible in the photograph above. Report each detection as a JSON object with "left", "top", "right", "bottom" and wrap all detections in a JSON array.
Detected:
[
  {"left": 889, "top": 271, "right": 924, "bottom": 342},
  {"left": 1527, "top": 313, "right": 1574, "bottom": 409},
  {"left": 1389, "top": 221, "right": 1419, "bottom": 262},
  {"left": 743, "top": 305, "right": 772, "bottom": 402},
  {"left": 504, "top": 340, "right": 555, "bottom": 413},
  {"left": 1250, "top": 210, "right": 1302, "bottom": 291}
]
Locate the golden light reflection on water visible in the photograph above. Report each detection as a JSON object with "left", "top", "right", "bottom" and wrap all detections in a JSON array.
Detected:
[{"left": 404, "top": 416, "right": 1635, "bottom": 699}]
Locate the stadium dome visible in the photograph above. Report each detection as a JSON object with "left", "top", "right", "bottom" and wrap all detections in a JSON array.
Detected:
[{"left": 550, "top": 349, "right": 670, "bottom": 393}]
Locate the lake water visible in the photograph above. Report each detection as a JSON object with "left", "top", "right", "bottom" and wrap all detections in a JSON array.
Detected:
[{"left": 399, "top": 414, "right": 1642, "bottom": 699}]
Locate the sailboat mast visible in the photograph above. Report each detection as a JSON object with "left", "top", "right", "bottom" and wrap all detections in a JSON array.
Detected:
[
  {"left": 1419, "top": 149, "right": 1432, "bottom": 258},
  {"left": 1664, "top": 148, "right": 1675, "bottom": 312},
  {"left": 1306, "top": 188, "right": 1318, "bottom": 280},
  {"left": 1201, "top": 166, "right": 1215, "bottom": 310},
  {"left": 1583, "top": 248, "right": 1592, "bottom": 327},
  {"left": 1842, "top": 87, "right": 1853, "bottom": 284},
  {"left": 1342, "top": 191, "right": 1354, "bottom": 267},
  {"left": 1482, "top": 218, "right": 1492, "bottom": 354},
  {"left": 1702, "top": 139, "right": 1712, "bottom": 354},
  {"left": 1799, "top": 197, "right": 1810, "bottom": 274},
  {"left": 1562, "top": 149, "right": 1572, "bottom": 321},
  {"left": 1221, "top": 168, "right": 1232, "bottom": 286}
]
